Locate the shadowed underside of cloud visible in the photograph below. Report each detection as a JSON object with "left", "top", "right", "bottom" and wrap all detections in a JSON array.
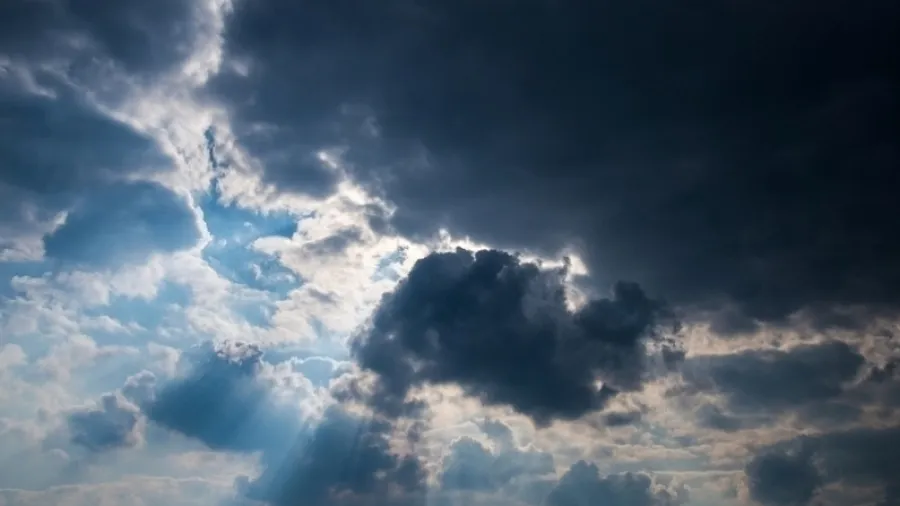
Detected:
[
  {"left": 0, "top": 0, "right": 205, "bottom": 75},
  {"left": 746, "top": 426, "right": 900, "bottom": 506},
  {"left": 67, "top": 393, "right": 142, "bottom": 452},
  {"left": 143, "top": 341, "right": 426, "bottom": 506},
  {"left": 439, "top": 435, "right": 555, "bottom": 493},
  {"left": 134, "top": 341, "right": 691, "bottom": 506},
  {"left": 350, "top": 248, "right": 681, "bottom": 425},
  {"left": 0, "top": 70, "right": 198, "bottom": 265},
  {"left": 683, "top": 341, "right": 865, "bottom": 427},
  {"left": 208, "top": 0, "right": 900, "bottom": 331},
  {"left": 43, "top": 181, "right": 200, "bottom": 267},
  {"left": 547, "top": 461, "right": 686, "bottom": 506},
  {"left": 0, "top": 78, "right": 175, "bottom": 256},
  {"left": 243, "top": 406, "right": 426, "bottom": 506},
  {"left": 145, "top": 342, "right": 311, "bottom": 457}
]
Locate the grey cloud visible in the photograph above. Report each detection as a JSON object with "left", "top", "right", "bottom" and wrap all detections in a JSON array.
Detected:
[
  {"left": 145, "top": 341, "right": 311, "bottom": 457},
  {"left": 142, "top": 341, "right": 425, "bottom": 506},
  {"left": 746, "top": 447, "right": 821, "bottom": 506},
  {"left": 301, "top": 227, "right": 364, "bottom": 256},
  {"left": 694, "top": 403, "right": 748, "bottom": 433},
  {"left": 351, "top": 248, "right": 681, "bottom": 425},
  {"left": 1, "top": 0, "right": 206, "bottom": 75},
  {"left": 121, "top": 370, "right": 157, "bottom": 407},
  {"left": 67, "top": 393, "right": 142, "bottom": 452},
  {"left": 546, "top": 461, "right": 686, "bottom": 506},
  {"left": 207, "top": 0, "right": 900, "bottom": 331},
  {"left": 245, "top": 406, "right": 426, "bottom": 506},
  {"left": 439, "top": 436, "right": 555, "bottom": 493},
  {"left": 603, "top": 411, "right": 644, "bottom": 428},
  {"left": 746, "top": 426, "right": 900, "bottom": 506},
  {"left": 1, "top": 0, "right": 208, "bottom": 262},
  {"left": 0, "top": 71, "right": 197, "bottom": 264},
  {"left": 682, "top": 341, "right": 864, "bottom": 420},
  {"left": 43, "top": 181, "right": 200, "bottom": 267}
]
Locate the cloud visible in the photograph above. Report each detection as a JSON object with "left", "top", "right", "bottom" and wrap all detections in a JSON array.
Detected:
[
  {"left": 66, "top": 393, "right": 142, "bottom": 452},
  {"left": 145, "top": 341, "right": 314, "bottom": 457},
  {"left": 121, "top": 370, "right": 157, "bottom": 406},
  {"left": 198, "top": 179, "right": 301, "bottom": 296},
  {"left": 206, "top": 0, "right": 900, "bottom": 330},
  {"left": 0, "top": 476, "right": 237, "bottom": 506},
  {"left": 43, "top": 181, "right": 200, "bottom": 267},
  {"left": 0, "top": 0, "right": 211, "bottom": 76},
  {"left": 351, "top": 248, "right": 680, "bottom": 424},
  {"left": 745, "top": 426, "right": 900, "bottom": 506},
  {"left": 438, "top": 434, "right": 554, "bottom": 494},
  {"left": 243, "top": 406, "right": 426, "bottom": 506},
  {"left": 0, "top": 70, "right": 200, "bottom": 269},
  {"left": 745, "top": 447, "right": 821, "bottom": 506},
  {"left": 140, "top": 341, "right": 424, "bottom": 506},
  {"left": 546, "top": 461, "right": 686, "bottom": 506},
  {"left": 0, "top": 75, "right": 174, "bottom": 259},
  {"left": 681, "top": 341, "right": 865, "bottom": 424},
  {"left": 2, "top": 2, "right": 900, "bottom": 506}
]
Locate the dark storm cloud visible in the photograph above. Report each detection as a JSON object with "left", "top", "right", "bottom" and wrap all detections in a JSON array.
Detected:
[
  {"left": 682, "top": 341, "right": 864, "bottom": 420},
  {"left": 546, "top": 461, "right": 685, "bottom": 506},
  {"left": 209, "top": 0, "right": 900, "bottom": 330},
  {"left": 746, "top": 426, "right": 900, "bottom": 506},
  {"left": 67, "top": 393, "right": 142, "bottom": 452},
  {"left": 351, "top": 248, "right": 680, "bottom": 425},
  {"left": 0, "top": 0, "right": 204, "bottom": 75},
  {"left": 144, "top": 341, "right": 424, "bottom": 506}
]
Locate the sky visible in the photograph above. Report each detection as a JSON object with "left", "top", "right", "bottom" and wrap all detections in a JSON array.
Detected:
[{"left": 1, "top": 1, "right": 899, "bottom": 505}]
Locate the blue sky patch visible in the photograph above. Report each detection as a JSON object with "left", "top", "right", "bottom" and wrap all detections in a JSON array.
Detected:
[{"left": 199, "top": 182, "right": 302, "bottom": 297}]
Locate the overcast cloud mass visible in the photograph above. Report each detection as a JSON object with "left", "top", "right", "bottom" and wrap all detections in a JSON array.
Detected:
[{"left": 1, "top": 1, "right": 898, "bottom": 505}]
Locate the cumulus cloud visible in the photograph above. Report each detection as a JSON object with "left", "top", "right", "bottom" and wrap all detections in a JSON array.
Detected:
[
  {"left": 351, "top": 248, "right": 680, "bottom": 424},
  {"left": 67, "top": 393, "right": 142, "bottom": 452},
  {"left": 139, "top": 341, "right": 424, "bottom": 506},
  {"left": 145, "top": 341, "right": 315, "bottom": 456},
  {"left": 242, "top": 406, "right": 426, "bottom": 506},
  {"left": 438, "top": 434, "right": 554, "bottom": 493},
  {"left": 121, "top": 370, "right": 157, "bottom": 407},
  {"left": 547, "top": 461, "right": 686, "bottom": 506}
]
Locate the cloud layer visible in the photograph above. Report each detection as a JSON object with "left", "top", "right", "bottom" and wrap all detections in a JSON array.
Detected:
[{"left": 1, "top": 1, "right": 899, "bottom": 506}]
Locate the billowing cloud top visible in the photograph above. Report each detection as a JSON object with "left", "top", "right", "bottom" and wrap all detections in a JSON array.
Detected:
[{"left": 1, "top": 1, "right": 899, "bottom": 506}]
